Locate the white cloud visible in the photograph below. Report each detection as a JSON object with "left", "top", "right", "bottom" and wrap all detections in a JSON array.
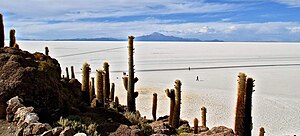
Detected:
[
  {"left": 0, "top": 0, "right": 242, "bottom": 21},
  {"left": 274, "top": 0, "right": 300, "bottom": 7}
]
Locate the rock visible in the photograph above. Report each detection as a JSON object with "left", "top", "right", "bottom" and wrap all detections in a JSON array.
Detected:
[
  {"left": 14, "top": 106, "right": 34, "bottom": 125},
  {"left": 6, "top": 96, "right": 25, "bottom": 122},
  {"left": 52, "top": 126, "right": 64, "bottom": 135},
  {"left": 109, "top": 124, "right": 144, "bottom": 136},
  {"left": 41, "top": 130, "right": 54, "bottom": 136},
  {"left": 59, "top": 127, "right": 75, "bottom": 136},
  {"left": 0, "top": 47, "right": 82, "bottom": 123},
  {"left": 23, "top": 123, "right": 52, "bottom": 136},
  {"left": 150, "top": 120, "right": 176, "bottom": 135},
  {"left": 74, "top": 133, "right": 87, "bottom": 136},
  {"left": 199, "top": 126, "right": 233, "bottom": 136}
]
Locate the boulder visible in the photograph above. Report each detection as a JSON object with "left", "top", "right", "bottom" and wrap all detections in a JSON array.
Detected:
[
  {"left": 0, "top": 47, "right": 82, "bottom": 122},
  {"left": 23, "top": 123, "right": 52, "bottom": 136}
]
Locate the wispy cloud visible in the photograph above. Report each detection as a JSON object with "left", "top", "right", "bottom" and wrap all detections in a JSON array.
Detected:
[{"left": 274, "top": 0, "right": 300, "bottom": 7}]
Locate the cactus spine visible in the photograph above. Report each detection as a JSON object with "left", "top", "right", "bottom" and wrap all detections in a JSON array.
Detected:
[
  {"left": 9, "top": 29, "right": 16, "bottom": 47},
  {"left": 152, "top": 93, "right": 157, "bottom": 121},
  {"left": 259, "top": 127, "right": 265, "bottom": 136},
  {"left": 245, "top": 77, "right": 254, "bottom": 136},
  {"left": 81, "top": 63, "right": 91, "bottom": 103},
  {"left": 71, "top": 66, "right": 75, "bottom": 79},
  {"left": 90, "top": 77, "right": 95, "bottom": 102},
  {"left": 201, "top": 106, "right": 207, "bottom": 127},
  {"left": 172, "top": 80, "right": 182, "bottom": 128},
  {"left": 109, "top": 83, "right": 115, "bottom": 102},
  {"left": 96, "top": 69, "right": 104, "bottom": 104},
  {"left": 165, "top": 89, "right": 175, "bottom": 126},
  {"left": 45, "top": 46, "right": 49, "bottom": 56},
  {"left": 127, "top": 36, "right": 139, "bottom": 112},
  {"left": 103, "top": 62, "right": 110, "bottom": 102},
  {"left": 194, "top": 118, "right": 198, "bottom": 134},
  {"left": 66, "top": 67, "right": 70, "bottom": 79},
  {"left": 0, "top": 13, "right": 4, "bottom": 48}
]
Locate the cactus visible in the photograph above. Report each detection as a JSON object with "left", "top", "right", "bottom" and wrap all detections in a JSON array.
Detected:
[
  {"left": 45, "top": 46, "right": 49, "bottom": 56},
  {"left": 152, "top": 93, "right": 157, "bottom": 121},
  {"left": 165, "top": 89, "right": 175, "bottom": 126},
  {"left": 172, "top": 80, "right": 182, "bottom": 128},
  {"left": 126, "top": 36, "right": 139, "bottom": 112},
  {"left": 259, "top": 127, "right": 265, "bottom": 136},
  {"left": 103, "top": 62, "right": 110, "bottom": 103},
  {"left": 0, "top": 13, "right": 4, "bottom": 48},
  {"left": 245, "top": 77, "right": 254, "bottom": 136},
  {"left": 71, "top": 66, "right": 75, "bottom": 79},
  {"left": 109, "top": 83, "right": 115, "bottom": 102},
  {"left": 194, "top": 118, "right": 198, "bottom": 134},
  {"left": 66, "top": 67, "right": 70, "bottom": 79},
  {"left": 81, "top": 62, "right": 91, "bottom": 103},
  {"left": 201, "top": 106, "right": 207, "bottom": 127},
  {"left": 90, "top": 77, "right": 95, "bottom": 102},
  {"left": 96, "top": 69, "right": 104, "bottom": 104},
  {"left": 234, "top": 72, "right": 247, "bottom": 136},
  {"left": 9, "top": 29, "right": 16, "bottom": 47}
]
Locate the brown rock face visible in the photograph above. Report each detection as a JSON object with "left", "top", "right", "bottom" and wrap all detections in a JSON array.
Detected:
[{"left": 0, "top": 47, "right": 81, "bottom": 123}]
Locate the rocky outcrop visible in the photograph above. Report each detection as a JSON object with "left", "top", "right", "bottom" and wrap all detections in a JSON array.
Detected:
[
  {"left": 108, "top": 124, "right": 143, "bottom": 136},
  {"left": 179, "top": 126, "right": 233, "bottom": 136},
  {"left": 0, "top": 47, "right": 82, "bottom": 123}
]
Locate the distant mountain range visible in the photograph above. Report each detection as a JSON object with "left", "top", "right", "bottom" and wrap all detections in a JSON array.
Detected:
[{"left": 22, "top": 32, "right": 223, "bottom": 42}]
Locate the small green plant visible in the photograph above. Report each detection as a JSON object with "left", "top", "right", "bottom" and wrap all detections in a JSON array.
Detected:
[
  {"left": 141, "top": 123, "right": 153, "bottom": 136},
  {"left": 123, "top": 111, "right": 145, "bottom": 125},
  {"left": 57, "top": 116, "right": 99, "bottom": 136}
]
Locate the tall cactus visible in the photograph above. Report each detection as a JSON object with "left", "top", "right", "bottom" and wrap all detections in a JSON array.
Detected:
[
  {"left": 66, "top": 67, "right": 70, "bottom": 79},
  {"left": 103, "top": 62, "right": 110, "bottom": 103},
  {"left": 96, "top": 69, "right": 104, "bottom": 104},
  {"left": 126, "top": 36, "right": 139, "bottom": 112},
  {"left": 9, "top": 29, "right": 16, "bottom": 47},
  {"left": 152, "top": 93, "right": 157, "bottom": 121},
  {"left": 0, "top": 13, "right": 4, "bottom": 48},
  {"left": 165, "top": 89, "right": 175, "bottom": 126},
  {"left": 45, "top": 46, "right": 49, "bottom": 56},
  {"left": 81, "top": 62, "right": 91, "bottom": 103},
  {"left": 172, "top": 80, "right": 182, "bottom": 128},
  {"left": 71, "top": 66, "right": 75, "bottom": 79},
  {"left": 109, "top": 83, "right": 115, "bottom": 102},
  {"left": 234, "top": 72, "right": 247, "bottom": 136},
  {"left": 90, "top": 77, "right": 95, "bottom": 102},
  {"left": 259, "top": 127, "right": 265, "bottom": 136},
  {"left": 245, "top": 77, "right": 254, "bottom": 136},
  {"left": 194, "top": 118, "right": 199, "bottom": 134},
  {"left": 201, "top": 106, "right": 207, "bottom": 127}
]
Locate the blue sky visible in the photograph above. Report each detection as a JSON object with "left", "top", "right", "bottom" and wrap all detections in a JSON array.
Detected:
[{"left": 1, "top": 0, "right": 300, "bottom": 41}]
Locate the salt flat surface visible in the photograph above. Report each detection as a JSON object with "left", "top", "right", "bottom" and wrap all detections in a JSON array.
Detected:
[{"left": 17, "top": 41, "right": 300, "bottom": 136}]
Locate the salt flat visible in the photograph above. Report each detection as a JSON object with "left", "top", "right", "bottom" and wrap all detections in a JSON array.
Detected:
[{"left": 18, "top": 41, "right": 300, "bottom": 136}]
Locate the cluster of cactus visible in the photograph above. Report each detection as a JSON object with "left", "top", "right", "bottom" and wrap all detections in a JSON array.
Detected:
[
  {"left": 0, "top": 13, "right": 4, "bottom": 48},
  {"left": 234, "top": 72, "right": 255, "bottom": 136},
  {"left": 81, "top": 62, "right": 91, "bottom": 103},
  {"left": 152, "top": 93, "right": 157, "bottom": 121},
  {"left": 123, "top": 36, "right": 139, "bottom": 112},
  {"left": 165, "top": 79, "right": 182, "bottom": 128},
  {"left": 93, "top": 62, "right": 115, "bottom": 107}
]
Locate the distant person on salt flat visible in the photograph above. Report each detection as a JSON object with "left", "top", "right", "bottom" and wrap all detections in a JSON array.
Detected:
[{"left": 196, "top": 76, "right": 199, "bottom": 81}]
